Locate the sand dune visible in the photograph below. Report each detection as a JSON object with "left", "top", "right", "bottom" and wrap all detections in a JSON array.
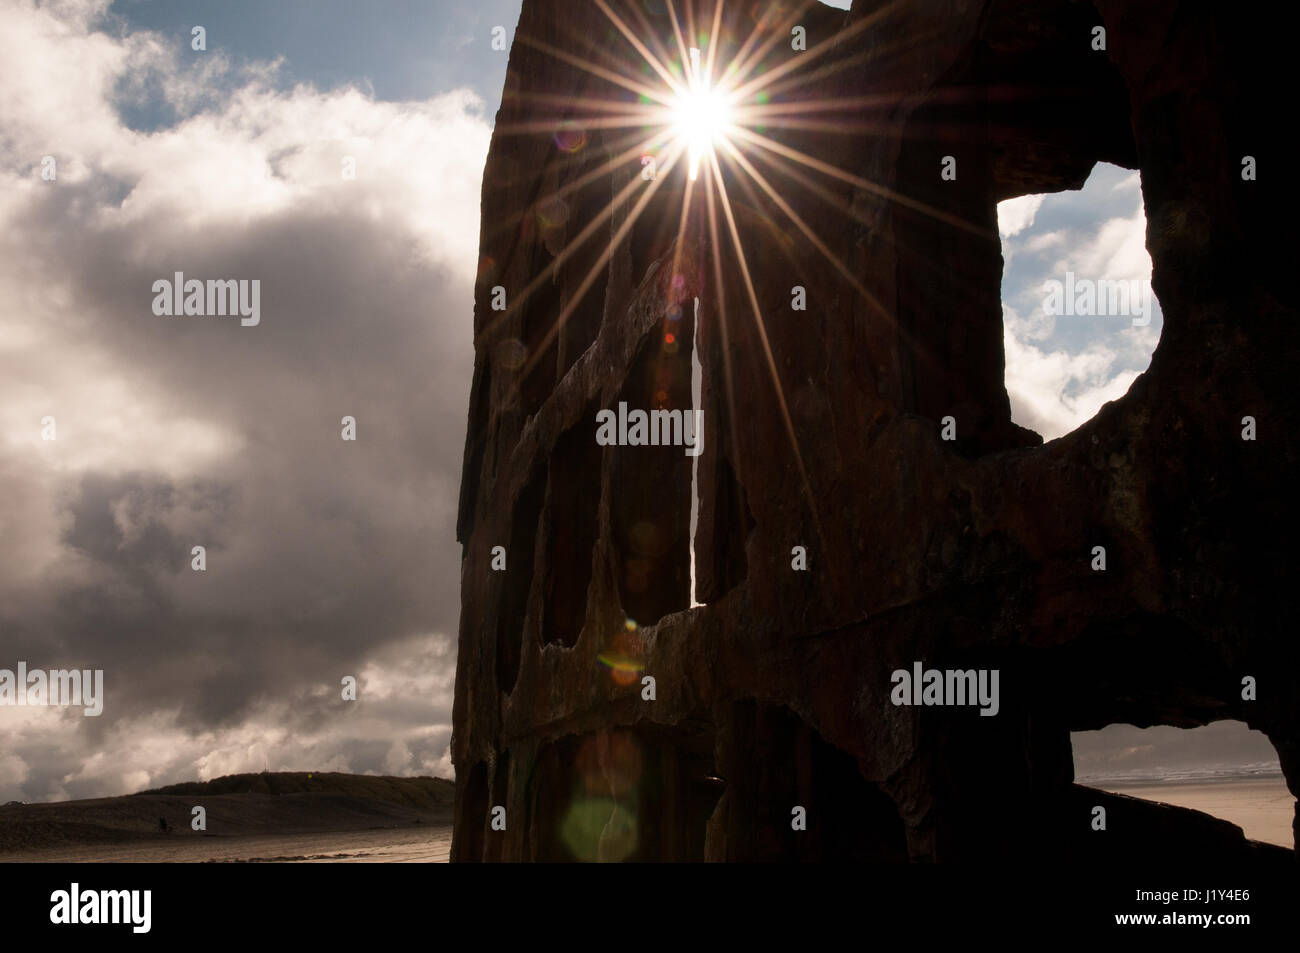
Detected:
[{"left": 0, "top": 772, "right": 454, "bottom": 863}]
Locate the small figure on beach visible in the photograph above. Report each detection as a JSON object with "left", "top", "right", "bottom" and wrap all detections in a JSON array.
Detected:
[{"left": 159, "top": 816, "right": 169, "bottom": 833}]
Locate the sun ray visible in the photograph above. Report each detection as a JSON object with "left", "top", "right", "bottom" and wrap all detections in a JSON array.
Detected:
[
  {"left": 664, "top": 0, "right": 694, "bottom": 87},
  {"left": 624, "top": 0, "right": 693, "bottom": 97},
  {"left": 475, "top": 126, "right": 680, "bottom": 349},
  {"left": 706, "top": 149, "right": 824, "bottom": 550},
  {"left": 732, "top": 94, "right": 908, "bottom": 116},
  {"left": 474, "top": 124, "right": 682, "bottom": 264},
  {"left": 496, "top": 113, "right": 675, "bottom": 136},
  {"left": 728, "top": 0, "right": 905, "bottom": 104},
  {"left": 735, "top": 130, "right": 961, "bottom": 368},
  {"left": 734, "top": 9, "right": 939, "bottom": 106},
  {"left": 730, "top": 125, "right": 994, "bottom": 239},
  {"left": 495, "top": 141, "right": 689, "bottom": 402},
  {"left": 507, "top": 90, "right": 666, "bottom": 113},
  {"left": 702, "top": 156, "right": 744, "bottom": 489},
  {"left": 715, "top": 135, "right": 888, "bottom": 321},
  {"left": 487, "top": 123, "right": 668, "bottom": 202},
  {"left": 723, "top": 0, "right": 817, "bottom": 94},
  {"left": 481, "top": 0, "right": 1001, "bottom": 558},
  {"left": 594, "top": 0, "right": 688, "bottom": 99},
  {"left": 513, "top": 32, "right": 678, "bottom": 108},
  {"left": 702, "top": 0, "right": 726, "bottom": 86},
  {"left": 728, "top": 115, "right": 902, "bottom": 138},
  {"left": 668, "top": 156, "right": 699, "bottom": 299}
]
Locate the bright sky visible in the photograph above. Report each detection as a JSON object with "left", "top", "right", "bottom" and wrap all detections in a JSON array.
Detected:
[{"left": 999, "top": 163, "right": 1162, "bottom": 440}]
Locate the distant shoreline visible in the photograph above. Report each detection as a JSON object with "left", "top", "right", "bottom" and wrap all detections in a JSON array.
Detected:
[
  {"left": 0, "top": 771, "right": 454, "bottom": 859},
  {"left": 1085, "top": 774, "right": 1294, "bottom": 849},
  {"left": 1077, "top": 768, "right": 1286, "bottom": 787}
]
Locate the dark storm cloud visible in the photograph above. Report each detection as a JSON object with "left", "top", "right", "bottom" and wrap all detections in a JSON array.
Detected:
[
  {"left": 3, "top": 196, "right": 473, "bottom": 720},
  {"left": 1073, "top": 721, "right": 1282, "bottom": 780},
  {"left": 0, "top": 0, "right": 488, "bottom": 798}
]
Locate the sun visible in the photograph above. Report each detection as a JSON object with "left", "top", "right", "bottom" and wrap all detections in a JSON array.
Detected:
[
  {"left": 671, "top": 51, "right": 734, "bottom": 182},
  {"left": 489, "top": 1, "right": 1001, "bottom": 571},
  {"left": 492, "top": 1, "right": 901, "bottom": 556}
]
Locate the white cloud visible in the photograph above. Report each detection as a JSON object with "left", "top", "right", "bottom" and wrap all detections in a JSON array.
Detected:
[
  {"left": 1023, "top": 229, "right": 1066, "bottom": 255},
  {"left": 999, "top": 168, "right": 1160, "bottom": 440},
  {"left": 385, "top": 740, "right": 413, "bottom": 774},
  {"left": 0, "top": 753, "right": 30, "bottom": 790},
  {"left": 1050, "top": 207, "right": 1151, "bottom": 283},
  {"left": 1003, "top": 298, "right": 1056, "bottom": 344},
  {"left": 1003, "top": 319, "right": 1139, "bottom": 441},
  {"left": 997, "top": 192, "right": 1044, "bottom": 238},
  {"left": 0, "top": 0, "right": 487, "bottom": 800},
  {"left": 1, "top": 638, "right": 459, "bottom": 800}
]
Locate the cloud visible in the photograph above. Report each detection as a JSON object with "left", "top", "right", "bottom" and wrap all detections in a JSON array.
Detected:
[
  {"left": 1072, "top": 721, "right": 1281, "bottom": 781},
  {"left": 998, "top": 165, "right": 1162, "bottom": 441},
  {"left": 0, "top": 0, "right": 489, "bottom": 800},
  {"left": 996, "top": 192, "right": 1044, "bottom": 238},
  {"left": 0, "top": 753, "right": 30, "bottom": 792},
  {"left": 1002, "top": 312, "right": 1139, "bottom": 440},
  {"left": 1048, "top": 206, "right": 1151, "bottom": 284},
  {"left": 1023, "top": 229, "right": 1066, "bottom": 255}
]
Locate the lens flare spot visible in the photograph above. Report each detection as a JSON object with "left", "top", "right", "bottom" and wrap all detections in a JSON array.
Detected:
[
  {"left": 577, "top": 730, "right": 644, "bottom": 796},
  {"left": 560, "top": 797, "right": 638, "bottom": 862},
  {"left": 598, "top": 651, "right": 644, "bottom": 686},
  {"left": 536, "top": 195, "right": 570, "bottom": 231},
  {"left": 599, "top": 629, "right": 644, "bottom": 687},
  {"left": 497, "top": 338, "right": 526, "bottom": 370},
  {"left": 553, "top": 121, "right": 588, "bottom": 153}
]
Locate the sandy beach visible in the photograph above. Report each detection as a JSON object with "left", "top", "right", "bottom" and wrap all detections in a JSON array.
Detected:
[
  {"left": 0, "top": 824, "right": 453, "bottom": 863},
  {"left": 1096, "top": 776, "right": 1294, "bottom": 848},
  {"left": 3, "top": 771, "right": 1289, "bottom": 861}
]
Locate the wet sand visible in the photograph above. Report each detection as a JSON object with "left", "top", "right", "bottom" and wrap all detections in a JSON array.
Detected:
[
  {"left": 1098, "top": 776, "right": 1294, "bottom": 848},
  {"left": 1, "top": 823, "right": 453, "bottom": 863}
]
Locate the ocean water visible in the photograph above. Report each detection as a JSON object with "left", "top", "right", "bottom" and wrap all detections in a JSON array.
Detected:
[{"left": 1075, "top": 761, "right": 1285, "bottom": 786}]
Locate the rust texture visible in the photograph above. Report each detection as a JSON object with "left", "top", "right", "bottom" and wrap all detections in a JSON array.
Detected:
[{"left": 452, "top": 0, "right": 1298, "bottom": 863}]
